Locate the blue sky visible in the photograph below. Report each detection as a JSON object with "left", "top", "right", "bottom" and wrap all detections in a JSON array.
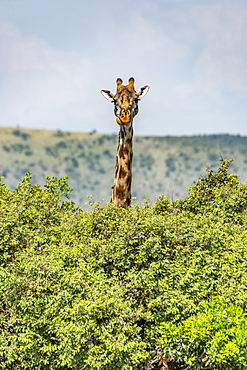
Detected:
[{"left": 0, "top": 0, "right": 246, "bottom": 136}]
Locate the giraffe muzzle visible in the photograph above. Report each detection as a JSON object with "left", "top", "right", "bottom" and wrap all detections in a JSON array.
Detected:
[
  {"left": 116, "top": 109, "right": 131, "bottom": 125},
  {"left": 116, "top": 116, "right": 131, "bottom": 125}
]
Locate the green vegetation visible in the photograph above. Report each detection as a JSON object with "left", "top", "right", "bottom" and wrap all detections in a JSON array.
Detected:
[
  {"left": 1, "top": 127, "right": 247, "bottom": 207},
  {"left": 0, "top": 160, "right": 247, "bottom": 369},
  {"left": 158, "top": 298, "right": 247, "bottom": 369}
]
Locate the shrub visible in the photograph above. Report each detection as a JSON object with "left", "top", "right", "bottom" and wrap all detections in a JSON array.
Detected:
[
  {"left": 0, "top": 173, "right": 74, "bottom": 265},
  {"left": 54, "top": 130, "right": 65, "bottom": 137},
  {"left": 139, "top": 154, "right": 155, "bottom": 170},
  {"left": 45, "top": 146, "right": 58, "bottom": 157},
  {"left": 12, "top": 130, "right": 30, "bottom": 140},
  {"left": 2, "top": 145, "right": 10, "bottom": 152},
  {"left": 25, "top": 150, "right": 33, "bottom": 156},
  {"left": 0, "top": 161, "right": 247, "bottom": 369},
  {"left": 176, "top": 159, "right": 247, "bottom": 219},
  {"left": 11, "top": 143, "right": 30, "bottom": 152},
  {"left": 103, "top": 149, "right": 113, "bottom": 158},
  {"left": 157, "top": 297, "right": 247, "bottom": 369},
  {"left": 65, "top": 156, "right": 79, "bottom": 168},
  {"left": 56, "top": 141, "right": 67, "bottom": 149},
  {"left": 165, "top": 156, "right": 176, "bottom": 172}
]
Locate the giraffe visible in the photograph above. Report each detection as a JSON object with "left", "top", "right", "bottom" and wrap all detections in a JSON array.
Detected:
[{"left": 100, "top": 77, "right": 150, "bottom": 208}]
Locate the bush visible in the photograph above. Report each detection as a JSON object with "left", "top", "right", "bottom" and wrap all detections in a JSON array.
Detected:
[
  {"left": 56, "top": 141, "right": 67, "bottom": 149},
  {"left": 2, "top": 145, "right": 10, "bottom": 152},
  {"left": 176, "top": 159, "right": 247, "bottom": 219},
  {"left": 25, "top": 150, "right": 33, "bottom": 156},
  {"left": 139, "top": 154, "right": 155, "bottom": 170},
  {"left": 45, "top": 146, "right": 58, "bottom": 157},
  {"left": 11, "top": 143, "right": 30, "bottom": 153},
  {"left": 0, "top": 161, "right": 247, "bottom": 369},
  {"left": 157, "top": 297, "right": 247, "bottom": 369},
  {"left": 0, "top": 173, "right": 74, "bottom": 265},
  {"left": 165, "top": 156, "right": 176, "bottom": 172},
  {"left": 12, "top": 129, "right": 30, "bottom": 140}
]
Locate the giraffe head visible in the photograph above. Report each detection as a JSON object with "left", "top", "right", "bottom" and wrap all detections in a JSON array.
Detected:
[{"left": 100, "top": 77, "right": 150, "bottom": 126}]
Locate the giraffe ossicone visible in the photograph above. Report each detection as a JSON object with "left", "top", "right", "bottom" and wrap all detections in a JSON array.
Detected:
[{"left": 100, "top": 77, "right": 150, "bottom": 208}]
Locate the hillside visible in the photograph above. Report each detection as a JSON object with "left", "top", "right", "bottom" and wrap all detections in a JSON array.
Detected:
[{"left": 0, "top": 127, "right": 247, "bottom": 207}]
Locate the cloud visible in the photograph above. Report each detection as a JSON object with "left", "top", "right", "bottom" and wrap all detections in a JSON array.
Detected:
[
  {"left": 124, "top": 13, "right": 167, "bottom": 53},
  {"left": 108, "top": 0, "right": 247, "bottom": 96},
  {"left": 0, "top": 0, "right": 247, "bottom": 136},
  {"left": 165, "top": 1, "right": 247, "bottom": 96},
  {"left": 192, "top": 2, "right": 247, "bottom": 96},
  {"left": 0, "top": 22, "right": 93, "bottom": 127}
]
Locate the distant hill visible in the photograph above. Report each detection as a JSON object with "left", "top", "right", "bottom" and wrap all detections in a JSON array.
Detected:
[{"left": 1, "top": 127, "right": 247, "bottom": 207}]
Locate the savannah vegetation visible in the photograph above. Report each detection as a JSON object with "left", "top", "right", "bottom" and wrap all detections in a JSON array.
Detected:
[
  {"left": 1, "top": 159, "right": 247, "bottom": 369},
  {"left": 1, "top": 127, "right": 247, "bottom": 206}
]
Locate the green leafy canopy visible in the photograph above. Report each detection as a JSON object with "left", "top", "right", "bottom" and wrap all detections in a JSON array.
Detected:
[{"left": 0, "top": 160, "right": 247, "bottom": 369}]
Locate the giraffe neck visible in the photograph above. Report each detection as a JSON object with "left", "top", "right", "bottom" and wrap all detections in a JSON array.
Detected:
[{"left": 110, "top": 122, "right": 133, "bottom": 208}]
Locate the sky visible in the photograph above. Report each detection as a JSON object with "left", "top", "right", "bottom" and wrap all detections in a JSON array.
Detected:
[{"left": 0, "top": 0, "right": 247, "bottom": 136}]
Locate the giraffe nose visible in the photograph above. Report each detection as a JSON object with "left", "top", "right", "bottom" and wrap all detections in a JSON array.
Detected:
[{"left": 121, "top": 109, "right": 131, "bottom": 117}]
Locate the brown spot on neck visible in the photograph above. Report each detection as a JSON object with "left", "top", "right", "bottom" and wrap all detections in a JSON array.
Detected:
[{"left": 118, "top": 166, "right": 127, "bottom": 179}]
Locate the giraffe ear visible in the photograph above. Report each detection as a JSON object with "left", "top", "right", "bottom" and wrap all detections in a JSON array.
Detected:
[
  {"left": 137, "top": 85, "right": 150, "bottom": 99},
  {"left": 100, "top": 89, "right": 115, "bottom": 102}
]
